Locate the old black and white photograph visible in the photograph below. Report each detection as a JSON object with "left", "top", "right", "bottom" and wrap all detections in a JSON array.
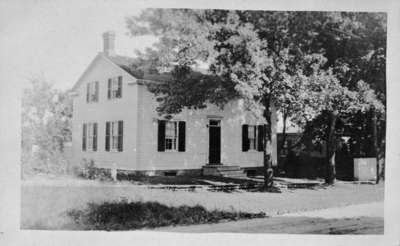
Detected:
[{"left": 0, "top": 0, "right": 399, "bottom": 245}]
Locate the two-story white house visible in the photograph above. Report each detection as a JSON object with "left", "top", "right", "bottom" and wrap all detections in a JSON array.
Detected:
[{"left": 71, "top": 31, "right": 278, "bottom": 177}]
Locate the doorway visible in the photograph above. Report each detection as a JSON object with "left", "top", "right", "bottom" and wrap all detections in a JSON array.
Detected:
[{"left": 208, "top": 119, "right": 221, "bottom": 164}]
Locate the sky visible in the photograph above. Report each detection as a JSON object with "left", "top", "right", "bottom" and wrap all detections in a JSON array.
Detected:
[
  {"left": 0, "top": 0, "right": 391, "bottom": 132},
  {"left": 0, "top": 0, "right": 392, "bottom": 91},
  {"left": 0, "top": 1, "right": 156, "bottom": 90}
]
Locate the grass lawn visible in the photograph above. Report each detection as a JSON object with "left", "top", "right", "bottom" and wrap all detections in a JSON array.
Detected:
[{"left": 21, "top": 176, "right": 384, "bottom": 230}]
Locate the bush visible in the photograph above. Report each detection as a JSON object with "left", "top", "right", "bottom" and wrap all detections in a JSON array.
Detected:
[
  {"left": 67, "top": 200, "right": 266, "bottom": 230},
  {"left": 76, "top": 159, "right": 112, "bottom": 181},
  {"left": 21, "top": 148, "right": 70, "bottom": 178}
]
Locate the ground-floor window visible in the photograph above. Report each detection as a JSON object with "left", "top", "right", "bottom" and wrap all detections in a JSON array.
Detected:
[
  {"left": 158, "top": 120, "right": 185, "bottom": 152},
  {"left": 248, "top": 125, "right": 257, "bottom": 150},
  {"left": 165, "top": 121, "right": 178, "bottom": 151},
  {"left": 105, "top": 121, "right": 123, "bottom": 152},
  {"left": 242, "top": 124, "right": 265, "bottom": 152},
  {"left": 82, "top": 122, "right": 97, "bottom": 151}
]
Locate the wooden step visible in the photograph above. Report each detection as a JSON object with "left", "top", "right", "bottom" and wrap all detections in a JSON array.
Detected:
[
  {"left": 219, "top": 170, "right": 245, "bottom": 175},
  {"left": 215, "top": 166, "right": 241, "bottom": 172},
  {"left": 202, "top": 165, "right": 247, "bottom": 178},
  {"left": 220, "top": 172, "right": 247, "bottom": 178}
]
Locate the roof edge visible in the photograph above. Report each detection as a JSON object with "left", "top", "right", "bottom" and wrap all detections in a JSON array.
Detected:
[{"left": 71, "top": 53, "right": 140, "bottom": 92}]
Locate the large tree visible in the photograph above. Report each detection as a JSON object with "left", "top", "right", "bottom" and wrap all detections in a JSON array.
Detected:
[
  {"left": 21, "top": 78, "right": 72, "bottom": 177},
  {"left": 126, "top": 9, "right": 384, "bottom": 186},
  {"left": 289, "top": 12, "right": 386, "bottom": 182}
]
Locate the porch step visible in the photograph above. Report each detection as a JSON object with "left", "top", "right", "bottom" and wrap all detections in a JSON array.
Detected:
[{"left": 202, "top": 165, "right": 247, "bottom": 178}]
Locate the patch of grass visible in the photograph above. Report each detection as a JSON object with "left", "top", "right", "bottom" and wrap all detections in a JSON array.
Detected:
[{"left": 67, "top": 200, "right": 266, "bottom": 230}]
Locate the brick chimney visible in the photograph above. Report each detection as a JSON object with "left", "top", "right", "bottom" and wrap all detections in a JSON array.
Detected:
[{"left": 102, "top": 31, "right": 116, "bottom": 56}]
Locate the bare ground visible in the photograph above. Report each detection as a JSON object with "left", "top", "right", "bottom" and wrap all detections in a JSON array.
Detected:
[
  {"left": 20, "top": 177, "right": 384, "bottom": 231},
  {"left": 156, "top": 216, "right": 383, "bottom": 234},
  {"left": 156, "top": 202, "right": 384, "bottom": 234}
]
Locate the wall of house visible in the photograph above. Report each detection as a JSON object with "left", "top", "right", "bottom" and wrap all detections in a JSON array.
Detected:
[
  {"left": 135, "top": 85, "right": 278, "bottom": 171},
  {"left": 72, "top": 56, "right": 139, "bottom": 170},
  {"left": 72, "top": 56, "right": 278, "bottom": 172}
]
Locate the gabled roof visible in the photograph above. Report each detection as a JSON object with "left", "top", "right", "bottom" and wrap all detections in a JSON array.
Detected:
[
  {"left": 107, "top": 55, "right": 175, "bottom": 82},
  {"left": 107, "top": 55, "right": 136, "bottom": 67},
  {"left": 72, "top": 51, "right": 212, "bottom": 93},
  {"left": 71, "top": 52, "right": 171, "bottom": 92}
]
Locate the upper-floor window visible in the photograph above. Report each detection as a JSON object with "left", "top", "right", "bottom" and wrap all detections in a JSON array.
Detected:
[
  {"left": 107, "top": 76, "right": 122, "bottom": 99},
  {"left": 86, "top": 81, "right": 99, "bottom": 103},
  {"left": 105, "top": 121, "right": 123, "bottom": 152},
  {"left": 242, "top": 124, "right": 265, "bottom": 152},
  {"left": 82, "top": 122, "right": 97, "bottom": 151},
  {"left": 157, "top": 120, "right": 186, "bottom": 152}
]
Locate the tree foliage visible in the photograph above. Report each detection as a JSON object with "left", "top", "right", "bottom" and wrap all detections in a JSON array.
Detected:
[
  {"left": 21, "top": 78, "right": 72, "bottom": 177},
  {"left": 128, "top": 10, "right": 384, "bottom": 116},
  {"left": 126, "top": 9, "right": 385, "bottom": 184}
]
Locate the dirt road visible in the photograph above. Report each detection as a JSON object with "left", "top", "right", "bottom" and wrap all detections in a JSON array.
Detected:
[{"left": 157, "top": 202, "right": 384, "bottom": 234}]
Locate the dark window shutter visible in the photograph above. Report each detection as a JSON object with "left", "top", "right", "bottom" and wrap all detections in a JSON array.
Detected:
[
  {"left": 105, "top": 122, "right": 110, "bottom": 151},
  {"left": 86, "top": 84, "right": 90, "bottom": 102},
  {"left": 82, "top": 123, "right": 87, "bottom": 151},
  {"left": 158, "top": 120, "right": 166, "bottom": 152},
  {"left": 178, "top": 121, "right": 186, "bottom": 152},
  {"left": 107, "top": 79, "right": 111, "bottom": 99},
  {"left": 95, "top": 81, "right": 99, "bottom": 102},
  {"left": 242, "top": 124, "right": 249, "bottom": 152},
  {"left": 257, "top": 125, "right": 264, "bottom": 152},
  {"left": 93, "top": 123, "right": 97, "bottom": 151},
  {"left": 118, "top": 76, "right": 122, "bottom": 98},
  {"left": 118, "top": 121, "right": 123, "bottom": 152}
]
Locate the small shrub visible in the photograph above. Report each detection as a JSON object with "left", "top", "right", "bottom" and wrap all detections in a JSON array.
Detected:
[
  {"left": 76, "top": 159, "right": 112, "bottom": 181},
  {"left": 67, "top": 200, "right": 266, "bottom": 230}
]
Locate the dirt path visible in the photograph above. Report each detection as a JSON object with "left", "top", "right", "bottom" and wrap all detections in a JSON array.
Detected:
[
  {"left": 156, "top": 216, "right": 383, "bottom": 234},
  {"left": 157, "top": 202, "right": 384, "bottom": 234},
  {"left": 283, "top": 201, "right": 383, "bottom": 218}
]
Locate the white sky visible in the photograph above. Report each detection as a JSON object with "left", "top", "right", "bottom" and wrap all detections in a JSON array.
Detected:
[
  {"left": 0, "top": 0, "right": 393, "bottom": 92},
  {"left": 0, "top": 0, "right": 156, "bottom": 90},
  {"left": 0, "top": 0, "right": 305, "bottom": 132}
]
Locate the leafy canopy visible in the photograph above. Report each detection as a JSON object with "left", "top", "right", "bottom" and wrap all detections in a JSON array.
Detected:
[{"left": 126, "top": 9, "right": 384, "bottom": 123}]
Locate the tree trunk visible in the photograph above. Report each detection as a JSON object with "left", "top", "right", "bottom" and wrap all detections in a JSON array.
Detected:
[
  {"left": 325, "top": 110, "right": 338, "bottom": 184},
  {"left": 278, "top": 111, "right": 287, "bottom": 156},
  {"left": 371, "top": 109, "right": 380, "bottom": 184},
  {"left": 263, "top": 99, "right": 274, "bottom": 189}
]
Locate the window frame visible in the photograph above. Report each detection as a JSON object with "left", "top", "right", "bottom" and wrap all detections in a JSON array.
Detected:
[
  {"left": 109, "top": 121, "right": 120, "bottom": 152},
  {"left": 243, "top": 124, "right": 264, "bottom": 152},
  {"left": 248, "top": 125, "right": 258, "bottom": 151},
  {"left": 87, "top": 123, "right": 94, "bottom": 150},
  {"left": 164, "top": 121, "right": 179, "bottom": 152},
  {"left": 83, "top": 122, "right": 97, "bottom": 152},
  {"left": 86, "top": 81, "right": 98, "bottom": 103},
  {"left": 105, "top": 120, "right": 123, "bottom": 152},
  {"left": 108, "top": 76, "right": 122, "bottom": 100}
]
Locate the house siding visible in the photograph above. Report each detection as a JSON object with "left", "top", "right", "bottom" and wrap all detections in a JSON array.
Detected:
[
  {"left": 72, "top": 56, "right": 139, "bottom": 170},
  {"left": 72, "top": 55, "right": 278, "bottom": 173},
  {"left": 134, "top": 86, "right": 277, "bottom": 171}
]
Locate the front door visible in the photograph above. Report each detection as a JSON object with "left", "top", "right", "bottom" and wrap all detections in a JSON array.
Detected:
[{"left": 208, "top": 120, "right": 221, "bottom": 164}]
